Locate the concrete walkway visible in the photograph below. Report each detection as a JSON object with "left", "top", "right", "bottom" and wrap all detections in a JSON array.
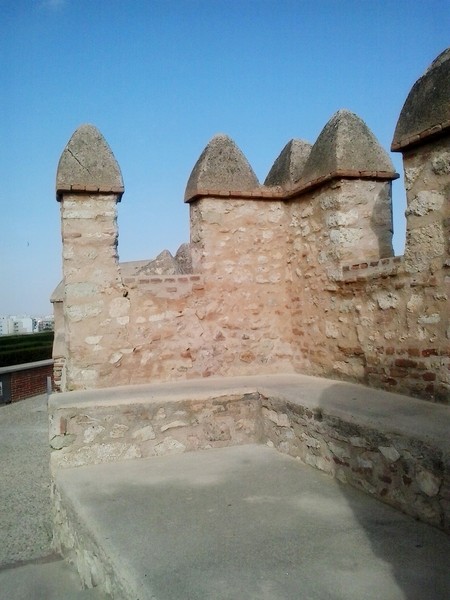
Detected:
[
  {"left": 0, "top": 395, "right": 53, "bottom": 567},
  {"left": 2, "top": 390, "right": 450, "bottom": 599},
  {"left": 56, "top": 443, "right": 450, "bottom": 600},
  {"left": 0, "top": 395, "right": 104, "bottom": 599}
]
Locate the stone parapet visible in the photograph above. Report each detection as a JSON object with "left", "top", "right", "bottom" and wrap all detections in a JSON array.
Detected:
[
  {"left": 48, "top": 374, "right": 450, "bottom": 533},
  {"left": 52, "top": 48, "right": 450, "bottom": 402}
]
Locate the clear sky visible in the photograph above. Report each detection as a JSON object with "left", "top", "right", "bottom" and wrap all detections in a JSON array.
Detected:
[{"left": 1, "top": 0, "right": 448, "bottom": 315}]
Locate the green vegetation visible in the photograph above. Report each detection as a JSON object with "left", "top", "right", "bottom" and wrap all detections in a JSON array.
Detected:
[{"left": 0, "top": 332, "right": 54, "bottom": 367}]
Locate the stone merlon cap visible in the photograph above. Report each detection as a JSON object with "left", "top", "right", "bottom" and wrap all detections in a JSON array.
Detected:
[
  {"left": 50, "top": 280, "right": 63, "bottom": 303},
  {"left": 301, "top": 110, "right": 395, "bottom": 184},
  {"left": 392, "top": 48, "right": 450, "bottom": 152},
  {"left": 264, "top": 139, "right": 312, "bottom": 187},
  {"left": 56, "top": 124, "right": 124, "bottom": 201},
  {"left": 184, "top": 134, "right": 259, "bottom": 202}
]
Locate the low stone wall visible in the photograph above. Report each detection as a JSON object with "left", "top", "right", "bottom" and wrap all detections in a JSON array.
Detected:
[
  {"left": 0, "top": 359, "right": 53, "bottom": 403},
  {"left": 49, "top": 390, "right": 261, "bottom": 469},
  {"left": 49, "top": 375, "right": 450, "bottom": 534},
  {"left": 262, "top": 396, "right": 447, "bottom": 531}
]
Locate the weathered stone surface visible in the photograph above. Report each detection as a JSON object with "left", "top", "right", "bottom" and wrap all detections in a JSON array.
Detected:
[
  {"left": 379, "top": 445, "right": 400, "bottom": 462},
  {"left": 56, "top": 124, "right": 123, "bottom": 198},
  {"left": 174, "top": 243, "right": 193, "bottom": 274},
  {"left": 416, "top": 468, "right": 441, "bottom": 497},
  {"left": 154, "top": 437, "right": 186, "bottom": 455},
  {"left": 392, "top": 47, "right": 450, "bottom": 150},
  {"left": 264, "top": 139, "right": 312, "bottom": 187},
  {"left": 136, "top": 250, "right": 181, "bottom": 276},
  {"left": 184, "top": 134, "right": 259, "bottom": 200},
  {"left": 132, "top": 425, "right": 156, "bottom": 442},
  {"left": 52, "top": 49, "right": 449, "bottom": 403},
  {"left": 301, "top": 110, "right": 395, "bottom": 183},
  {"left": 406, "top": 191, "right": 445, "bottom": 216}
]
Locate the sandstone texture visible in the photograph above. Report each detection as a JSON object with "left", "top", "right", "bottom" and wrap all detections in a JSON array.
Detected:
[
  {"left": 184, "top": 134, "right": 259, "bottom": 200},
  {"left": 56, "top": 124, "right": 123, "bottom": 197},
  {"left": 301, "top": 109, "right": 395, "bottom": 184},
  {"left": 392, "top": 48, "right": 450, "bottom": 150},
  {"left": 264, "top": 138, "right": 312, "bottom": 187},
  {"left": 52, "top": 49, "right": 450, "bottom": 403}
]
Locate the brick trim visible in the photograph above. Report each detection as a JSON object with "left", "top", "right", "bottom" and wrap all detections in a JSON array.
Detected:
[
  {"left": 56, "top": 185, "right": 124, "bottom": 201},
  {"left": 185, "top": 170, "right": 399, "bottom": 203},
  {"left": 391, "top": 120, "right": 450, "bottom": 152}
]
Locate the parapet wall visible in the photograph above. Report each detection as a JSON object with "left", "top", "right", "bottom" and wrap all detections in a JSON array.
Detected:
[{"left": 52, "top": 49, "right": 450, "bottom": 403}]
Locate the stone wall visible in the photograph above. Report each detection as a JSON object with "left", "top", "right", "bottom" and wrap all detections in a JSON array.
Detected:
[{"left": 52, "top": 48, "right": 450, "bottom": 403}]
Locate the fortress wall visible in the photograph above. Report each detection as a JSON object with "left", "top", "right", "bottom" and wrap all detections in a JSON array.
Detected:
[
  {"left": 53, "top": 49, "right": 450, "bottom": 402},
  {"left": 284, "top": 138, "right": 449, "bottom": 403},
  {"left": 188, "top": 197, "right": 295, "bottom": 376},
  {"left": 287, "top": 178, "right": 395, "bottom": 381}
]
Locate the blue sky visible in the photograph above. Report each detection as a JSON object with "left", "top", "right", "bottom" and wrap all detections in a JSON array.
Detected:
[{"left": 1, "top": 0, "right": 448, "bottom": 315}]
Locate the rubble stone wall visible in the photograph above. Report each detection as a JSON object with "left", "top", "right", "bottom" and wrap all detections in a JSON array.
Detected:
[{"left": 52, "top": 49, "right": 450, "bottom": 403}]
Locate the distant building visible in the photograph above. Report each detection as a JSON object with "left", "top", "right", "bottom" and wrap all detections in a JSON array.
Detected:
[
  {"left": 0, "top": 315, "right": 52, "bottom": 336},
  {"left": 12, "top": 316, "right": 36, "bottom": 334},
  {"left": 0, "top": 316, "right": 14, "bottom": 336},
  {"left": 38, "top": 316, "right": 54, "bottom": 332}
]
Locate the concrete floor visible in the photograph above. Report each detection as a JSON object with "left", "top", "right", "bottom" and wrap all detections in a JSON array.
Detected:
[
  {"left": 2, "top": 393, "right": 449, "bottom": 599},
  {"left": 0, "top": 395, "right": 53, "bottom": 567},
  {"left": 57, "top": 444, "right": 450, "bottom": 600},
  {"left": 0, "top": 396, "right": 104, "bottom": 599}
]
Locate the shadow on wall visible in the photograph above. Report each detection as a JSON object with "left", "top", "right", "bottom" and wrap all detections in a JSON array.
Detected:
[
  {"left": 316, "top": 383, "right": 449, "bottom": 600},
  {"left": 370, "top": 181, "right": 395, "bottom": 259}
]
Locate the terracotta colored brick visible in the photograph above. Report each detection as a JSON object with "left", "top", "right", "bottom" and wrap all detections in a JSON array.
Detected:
[
  {"left": 423, "top": 372, "right": 436, "bottom": 381},
  {"left": 422, "top": 349, "right": 438, "bottom": 357},
  {"left": 390, "top": 368, "right": 408, "bottom": 378},
  {"left": 407, "top": 348, "right": 421, "bottom": 357},
  {"left": 394, "top": 358, "right": 417, "bottom": 368}
]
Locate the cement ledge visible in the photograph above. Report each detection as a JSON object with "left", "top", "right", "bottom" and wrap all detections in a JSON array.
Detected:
[
  {"left": 49, "top": 373, "right": 450, "bottom": 533},
  {"left": 49, "top": 373, "right": 450, "bottom": 452}
]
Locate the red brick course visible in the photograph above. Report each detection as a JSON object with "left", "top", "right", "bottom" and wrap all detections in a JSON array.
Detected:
[{"left": 9, "top": 362, "right": 54, "bottom": 403}]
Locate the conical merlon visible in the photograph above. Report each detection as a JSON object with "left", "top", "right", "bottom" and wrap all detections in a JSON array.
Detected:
[
  {"left": 392, "top": 47, "right": 450, "bottom": 150},
  {"left": 301, "top": 110, "right": 394, "bottom": 183},
  {"left": 184, "top": 134, "right": 259, "bottom": 201},
  {"left": 56, "top": 124, "right": 124, "bottom": 199},
  {"left": 264, "top": 139, "right": 312, "bottom": 187}
]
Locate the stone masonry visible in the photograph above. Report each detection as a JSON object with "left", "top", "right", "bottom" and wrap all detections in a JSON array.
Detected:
[{"left": 52, "top": 49, "right": 450, "bottom": 404}]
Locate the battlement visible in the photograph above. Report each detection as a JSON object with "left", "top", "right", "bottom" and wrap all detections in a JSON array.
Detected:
[{"left": 52, "top": 48, "right": 450, "bottom": 403}]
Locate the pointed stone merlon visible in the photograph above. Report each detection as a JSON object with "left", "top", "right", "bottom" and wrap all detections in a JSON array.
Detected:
[
  {"left": 297, "top": 109, "right": 398, "bottom": 192},
  {"left": 184, "top": 134, "right": 261, "bottom": 202},
  {"left": 295, "top": 110, "right": 398, "bottom": 261},
  {"left": 56, "top": 124, "right": 124, "bottom": 201},
  {"left": 264, "top": 139, "right": 312, "bottom": 188},
  {"left": 391, "top": 48, "right": 450, "bottom": 152},
  {"left": 56, "top": 125, "right": 125, "bottom": 391},
  {"left": 185, "top": 135, "right": 285, "bottom": 276},
  {"left": 391, "top": 48, "right": 450, "bottom": 274}
]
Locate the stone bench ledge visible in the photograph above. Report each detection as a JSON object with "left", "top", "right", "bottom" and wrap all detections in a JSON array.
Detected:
[
  {"left": 49, "top": 373, "right": 450, "bottom": 453},
  {"left": 49, "top": 374, "right": 450, "bottom": 532}
]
